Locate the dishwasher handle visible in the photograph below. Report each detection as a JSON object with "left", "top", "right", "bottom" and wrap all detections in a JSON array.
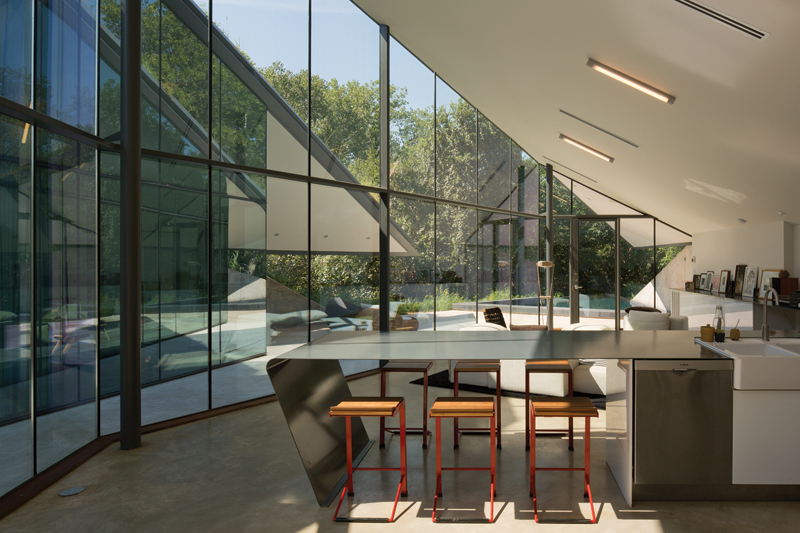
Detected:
[{"left": 672, "top": 368, "right": 697, "bottom": 375}]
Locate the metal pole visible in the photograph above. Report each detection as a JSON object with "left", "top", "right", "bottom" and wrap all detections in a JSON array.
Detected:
[
  {"left": 120, "top": 0, "right": 142, "bottom": 450},
  {"left": 615, "top": 218, "right": 621, "bottom": 330},
  {"left": 379, "top": 25, "right": 390, "bottom": 332},
  {"left": 545, "top": 163, "right": 553, "bottom": 330}
]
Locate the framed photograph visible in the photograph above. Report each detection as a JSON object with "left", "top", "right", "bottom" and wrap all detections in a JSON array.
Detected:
[
  {"left": 759, "top": 269, "right": 781, "bottom": 300},
  {"left": 734, "top": 264, "right": 747, "bottom": 296},
  {"left": 720, "top": 270, "right": 730, "bottom": 294},
  {"left": 711, "top": 274, "right": 721, "bottom": 292},
  {"left": 705, "top": 271, "right": 714, "bottom": 290},
  {"left": 693, "top": 274, "right": 701, "bottom": 290},
  {"left": 699, "top": 273, "right": 708, "bottom": 290},
  {"left": 742, "top": 266, "right": 759, "bottom": 298}
]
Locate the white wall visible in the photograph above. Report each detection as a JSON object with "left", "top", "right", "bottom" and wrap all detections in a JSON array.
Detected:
[{"left": 692, "top": 221, "right": 795, "bottom": 277}]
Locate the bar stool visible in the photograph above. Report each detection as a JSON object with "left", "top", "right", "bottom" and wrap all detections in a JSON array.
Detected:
[
  {"left": 429, "top": 397, "right": 496, "bottom": 523},
  {"left": 329, "top": 397, "right": 407, "bottom": 523},
  {"left": 452, "top": 360, "right": 502, "bottom": 449},
  {"left": 525, "top": 360, "right": 574, "bottom": 450},
  {"left": 380, "top": 360, "right": 434, "bottom": 448},
  {"left": 529, "top": 396, "right": 598, "bottom": 523}
]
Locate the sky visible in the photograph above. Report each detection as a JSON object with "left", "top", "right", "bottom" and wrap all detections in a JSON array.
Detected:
[{"left": 211, "top": 0, "right": 455, "bottom": 110}]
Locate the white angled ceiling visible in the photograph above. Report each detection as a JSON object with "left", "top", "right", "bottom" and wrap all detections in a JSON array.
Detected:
[{"left": 354, "top": 0, "right": 800, "bottom": 235}]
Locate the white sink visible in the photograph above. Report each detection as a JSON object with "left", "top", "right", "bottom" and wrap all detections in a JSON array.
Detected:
[{"left": 696, "top": 339, "right": 800, "bottom": 390}]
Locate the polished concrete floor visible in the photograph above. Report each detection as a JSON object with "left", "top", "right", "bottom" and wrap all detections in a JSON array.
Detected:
[{"left": 2, "top": 361, "right": 799, "bottom": 532}]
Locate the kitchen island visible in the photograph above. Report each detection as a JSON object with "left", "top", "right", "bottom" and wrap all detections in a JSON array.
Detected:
[{"left": 267, "top": 330, "right": 800, "bottom": 506}]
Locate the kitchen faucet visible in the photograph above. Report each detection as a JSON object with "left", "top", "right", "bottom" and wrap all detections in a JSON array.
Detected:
[{"left": 762, "top": 287, "right": 779, "bottom": 341}]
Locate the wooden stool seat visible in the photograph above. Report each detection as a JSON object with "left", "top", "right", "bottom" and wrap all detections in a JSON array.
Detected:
[
  {"left": 330, "top": 397, "right": 404, "bottom": 417},
  {"left": 329, "top": 397, "right": 407, "bottom": 522},
  {"left": 430, "top": 397, "right": 495, "bottom": 418},
  {"left": 530, "top": 396, "right": 599, "bottom": 523},
  {"left": 429, "top": 396, "right": 496, "bottom": 523},
  {"left": 380, "top": 360, "right": 434, "bottom": 448},
  {"left": 453, "top": 360, "right": 502, "bottom": 448},
  {"left": 454, "top": 360, "right": 501, "bottom": 372},
  {"left": 525, "top": 359, "right": 574, "bottom": 450}
]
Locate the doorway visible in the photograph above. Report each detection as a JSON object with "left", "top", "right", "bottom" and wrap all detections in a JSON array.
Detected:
[{"left": 569, "top": 218, "right": 619, "bottom": 329}]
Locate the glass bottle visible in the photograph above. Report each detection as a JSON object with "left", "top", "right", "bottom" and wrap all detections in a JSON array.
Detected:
[{"left": 713, "top": 305, "right": 725, "bottom": 342}]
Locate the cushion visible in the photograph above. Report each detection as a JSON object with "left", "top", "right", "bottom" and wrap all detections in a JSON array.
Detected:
[
  {"left": 360, "top": 302, "right": 401, "bottom": 319},
  {"left": 459, "top": 323, "right": 508, "bottom": 331},
  {"left": 626, "top": 310, "right": 670, "bottom": 330},
  {"left": 272, "top": 309, "right": 328, "bottom": 328},
  {"left": 325, "top": 298, "right": 361, "bottom": 317},
  {"left": 623, "top": 306, "right": 661, "bottom": 314}
]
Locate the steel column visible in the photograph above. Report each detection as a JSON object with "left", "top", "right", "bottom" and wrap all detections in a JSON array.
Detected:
[
  {"left": 545, "top": 163, "right": 554, "bottom": 330},
  {"left": 120, "top": 0, "right": 142, "bottom": 450},
  {"left": 379, "top": 24, "right": 390, "bottom": 332}
]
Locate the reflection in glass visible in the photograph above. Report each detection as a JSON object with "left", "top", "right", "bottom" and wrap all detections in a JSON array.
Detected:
[
  {"left": 509, "top": 216, "right": 541, "bottom": 327},
  {"left": 436, "top": 204, "right": 477, "bottom": 330},
  {"left": 36, "top": 0, "right": 97, "bottom": 132},
  {"left": 0, "top": 0, "right": 32, "bottom": 106},
  {"left": 311, "top": 0, "right": 379, "bottom": 187},
  {"left": 576, "top": 220, "right": 617, "bottom": 325},
  {"left": 548, "top": 218, "right": 571, "bottom": 307},
  {"left": 573, "top": 181, "right": 640, "bottom": 216},
  {"left": 390, "top": 37, "right": 434, "bottom": 197},
  {"left": 656, "top": 221, "right": 691, "bottom": 312},
  {"left": 390, "top": 197, "right": 434, "bottom": 331},
  {"left": 311, "top": 183, "right": 379, "bottom": 333},
  {"left": 477, "top": 210, "right": 510, "bottom": 322},
  {"left": 212, "top": 60, "right": 266, "bottom": 168},
  {"left": 211, "top": 171, "right": 268, "bottom": 408},
  {"left": 510, "top": 143, "right": 539, "bottom": 215},
  {"left": 35, "top": 130, "right": 97, "bottom": 471},
  {"left": 543, "top": 171, "right": 572, "bottom": 215},
  {"left": 620, "top": 218, "right": 655, "bottom": 311},
  {"left": 0, "top": 114, "right": 33, "bottom": 493}
]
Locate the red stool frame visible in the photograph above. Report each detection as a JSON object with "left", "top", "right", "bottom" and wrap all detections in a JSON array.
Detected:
[
  {"left": 330, "top": 398, "right": 407, "bottom": 523},
  {"left": 380, "top": 360, "right": 434, "bottom": 448},
  {"left": 453, "top": 360, "right": 502, "bottom": 449},
  {"left": 524, "top": 360, "right": 574, "bottom": 450},
  {"left": 529, "top": 397, "right": 598, "bottom": 524},
  {"left": 430, "top": 397, "right": 496, "bottom": 523}
]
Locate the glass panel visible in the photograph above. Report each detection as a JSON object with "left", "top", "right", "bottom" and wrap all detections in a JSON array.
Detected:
[
  {"left": 264, "top": 177, "right": 308, "bottom": 361},
  {"left": 620, "top": 218, "right": 655, "bottom": 312},
  {"left": 510, "top": 143, "right": 539, "bottom": 215},
  {"left": 436, "top": 77, "right": 476, "bottom": 203},
  {"left": 575, "top": 220, "right": 616, "bottom": 328},
  {"left": 211, "top": 171, "right": 268, "bottom": 408},
  {"left": 572, "top": 181, "right": 641, "bottom": 216},
  {"left": 311, "top": 0, "right": 379, "bottom": 187},
  {"left": 436, "top": 204, "right": 476, "bottom": 330},
  {"left": 0, "top": 114, "right": 33, "bottom": 495},
  {"left": 311, "top": 182, "right": 379, "bottom": 336},
  {"left": 141, "top": 158, "right": 208, "bottom": 424},
  {"left": 141, "top": 0, "right": 208, "bottom": 157},
  {"left": 98, "top": 0, "right": 120, "bottom": 140},
  {"left": 98, "top": 152, "right": 120, "bottom": 435},
  {"left": 390, "top": 37, "right": 434, "bottom": 197},
  {"left": 390, "top": 197, "right": 434, "bottom": 332},
  {"left": 36, "top": 0, "right": 97, "bottom": 132},
  {"left": 0, "top": 0, "right": 33, "bottom": 106},
  {"left": 211, "top": 60, "right": 266, "bottom": 168},
  {"left": 477, "top": 115, "right": 510, "bottom": 209},
  {"left": 477, "top": 211, "right": 510, "bottom": 324},
  {"left": 214, "top": 0, "right": 309, "bottom": 175},
  {"left": 509, "top": 216, "right": 542, "bottom": 328},
  {"left": 544, "top": 171, "right": 572, "bottom": 215},
  {"left": 35, "top": 129, "right": 97, "bottom": 471},
  {"left": 548, "top": 218, "right": 571, "bottom": 322},
  {"left": 656, "top": 221, "right": 692, "bottom": 313}
]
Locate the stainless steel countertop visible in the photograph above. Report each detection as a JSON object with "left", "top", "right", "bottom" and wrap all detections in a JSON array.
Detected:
[{"left": 279, "top": 330, "right": 725, "bottom": 360}]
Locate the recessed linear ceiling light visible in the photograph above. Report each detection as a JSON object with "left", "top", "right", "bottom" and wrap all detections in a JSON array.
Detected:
[
  {"left": 587, "top": 59, "right": 676, "bottom": 104},
  {"left": 559, "top": 134, "right": 614, "bottom": 163}
]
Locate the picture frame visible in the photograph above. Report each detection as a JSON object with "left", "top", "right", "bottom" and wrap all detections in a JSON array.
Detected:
[
  {"left": 693, "top": 274, "right": 701, "bottom": 290},
  {"left": 759, "top": 269, "right": 782, "bottom": 300},
  {"left": 720, "top": 270, "right": 730, "bottom": 294},
  {"left": 711, "top": 274, "right": 721, "bottom": 292},
  {"left": 699, "top": 273, "right": 708, "bottom": 291},
  {"left": 742, "top": 266, "right": 759, "bottom": 298},
  {"left": 733, "top": 264, "right": 747, "bottom": 296},
  {"left": 705, "top": 271, "right": 714, "bottom": 290}
]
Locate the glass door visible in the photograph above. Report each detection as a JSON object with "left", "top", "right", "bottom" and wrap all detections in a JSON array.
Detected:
[{"left": 569, "top": 219, "right": 618, "bottom": 329}]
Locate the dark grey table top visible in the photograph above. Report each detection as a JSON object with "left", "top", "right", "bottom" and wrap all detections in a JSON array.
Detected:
[{"left": 279, "top": 330, "right": 725, "bottom": 360}]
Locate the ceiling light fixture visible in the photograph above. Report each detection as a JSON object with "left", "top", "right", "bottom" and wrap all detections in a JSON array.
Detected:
[
  {"left": 559, "top": 134, "right": 614, "bottom": 163},
  {"left": 587, "top": 59, "right": 676, "bottom": 104}
]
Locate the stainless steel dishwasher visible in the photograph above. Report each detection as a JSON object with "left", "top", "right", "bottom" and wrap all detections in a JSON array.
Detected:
[{"left": 634, "top": 359, "right": 733, "bottom": 485}]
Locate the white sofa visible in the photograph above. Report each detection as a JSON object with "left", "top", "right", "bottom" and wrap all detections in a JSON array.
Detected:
[{"left": 450, "top": 312, "right": 688, "bottom": 397}]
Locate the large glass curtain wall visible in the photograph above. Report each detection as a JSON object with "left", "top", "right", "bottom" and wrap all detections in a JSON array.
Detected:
[{"left": 0, "top": 0, "right": 692, "bottom": 498}]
